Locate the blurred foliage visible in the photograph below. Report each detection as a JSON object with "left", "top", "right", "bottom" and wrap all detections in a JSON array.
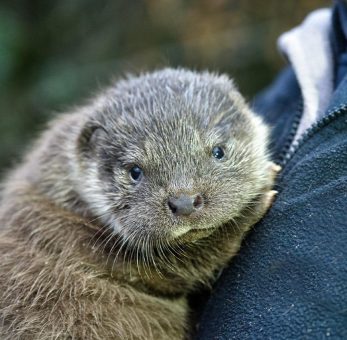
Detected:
[{"left": 0, "top": 0, "right": 330, "bottom": 174}]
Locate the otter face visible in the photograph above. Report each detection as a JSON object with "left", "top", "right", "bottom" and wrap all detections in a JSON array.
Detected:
[{"left": 76, "top": 69, "right": 270, "bottom": 245}]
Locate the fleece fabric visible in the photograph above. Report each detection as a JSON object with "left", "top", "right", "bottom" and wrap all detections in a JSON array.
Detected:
[{"left": 196, "top": 2, "right": 347, "bottom": 339}]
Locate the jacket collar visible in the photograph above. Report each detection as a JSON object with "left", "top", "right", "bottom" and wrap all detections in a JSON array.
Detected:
[{"left": 278, "top": 8, "right": 333, "bottom": 145}]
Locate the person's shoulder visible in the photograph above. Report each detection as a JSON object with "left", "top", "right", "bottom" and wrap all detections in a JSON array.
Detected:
[{"left": 252, "top": 66, "right": 301, "bottom": 118}]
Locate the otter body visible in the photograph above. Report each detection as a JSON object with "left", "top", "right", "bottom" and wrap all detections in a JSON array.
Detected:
[{"left": 0, "top": 69, "right": 278, "bottom": 339}]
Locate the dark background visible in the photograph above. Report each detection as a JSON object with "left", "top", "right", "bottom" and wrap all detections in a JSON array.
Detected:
[{"left": 0, "top": 0, "right": 330, "bottom": 175}]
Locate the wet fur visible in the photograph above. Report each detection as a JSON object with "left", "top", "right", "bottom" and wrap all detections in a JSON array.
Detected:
[{"left": 0, "top": 69, "right": 272, "bottom": 339}]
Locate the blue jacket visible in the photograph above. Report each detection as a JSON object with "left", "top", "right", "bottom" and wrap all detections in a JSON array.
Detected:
[{"left": 197, "top": 4, "right": 347, "bottom": 340}]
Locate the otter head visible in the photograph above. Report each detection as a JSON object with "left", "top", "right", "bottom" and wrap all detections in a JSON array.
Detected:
[{"left": 75, "top": 68, "right": 270, "bottom": 247}]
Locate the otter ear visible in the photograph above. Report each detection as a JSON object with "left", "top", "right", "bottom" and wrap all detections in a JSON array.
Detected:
[
  {"left": 228, "top": 88, "right": 247, "bottom": 108},
  {"left": 210, "top": 89, "right": 249, "bottom": 129},
  {"left": 77, "top": 122, "right": 107, "bottom": 156}
]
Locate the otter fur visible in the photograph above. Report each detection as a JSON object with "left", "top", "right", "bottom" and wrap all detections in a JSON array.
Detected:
[{"left": 0, "top": 68, "right": 279, "bottom": 339}]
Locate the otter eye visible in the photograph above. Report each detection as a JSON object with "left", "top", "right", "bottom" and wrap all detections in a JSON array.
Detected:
[
  {"left": 212, "top": 146, "right": 224, "bottom": 160},
  {"left": 129, "top": 165, "right": 143, "bottom": 182}
]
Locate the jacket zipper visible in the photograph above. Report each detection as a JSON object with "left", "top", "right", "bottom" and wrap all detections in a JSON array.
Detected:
[
  {"left": 277, "top": 99, "right": 303, "bottom": 167},
  {"left": 280, "top": 103, "right": 347, "bottom": 168}
]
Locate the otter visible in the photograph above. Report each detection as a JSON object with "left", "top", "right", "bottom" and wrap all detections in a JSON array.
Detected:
[{"left": 0, "top": 68, "right": 279, "bottom": 339}]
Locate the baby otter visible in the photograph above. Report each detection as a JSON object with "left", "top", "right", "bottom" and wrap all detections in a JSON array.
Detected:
[{"left": 0, "top": 68, "right": 279, "bottom": 339}]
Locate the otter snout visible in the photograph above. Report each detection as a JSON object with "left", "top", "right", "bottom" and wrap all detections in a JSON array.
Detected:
[{"left": 168, "top": 194, "right": 204, "bottom": 216}]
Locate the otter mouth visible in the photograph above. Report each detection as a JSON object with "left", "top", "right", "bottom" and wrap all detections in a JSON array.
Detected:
[{"left": 172, "top": 226, "right": 216, "bottom": 243}]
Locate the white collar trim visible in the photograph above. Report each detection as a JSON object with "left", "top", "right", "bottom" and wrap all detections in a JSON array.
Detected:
[{"left": 278, "top": 8, "right": 333, "bottom": 145}]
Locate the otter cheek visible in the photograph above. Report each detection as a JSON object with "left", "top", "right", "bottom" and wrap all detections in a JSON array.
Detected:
[{"left": 111, "top": 217, "right": 123, "bottom": 234}]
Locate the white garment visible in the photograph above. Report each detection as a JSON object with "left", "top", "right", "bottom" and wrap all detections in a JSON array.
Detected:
[{"left": 278, "top": 8, "right": 333, "bottom": 145}]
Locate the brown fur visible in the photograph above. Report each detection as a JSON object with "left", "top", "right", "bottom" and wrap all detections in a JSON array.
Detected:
[{"left": 0, "top": 68, "right": 277, "bottom": 339}]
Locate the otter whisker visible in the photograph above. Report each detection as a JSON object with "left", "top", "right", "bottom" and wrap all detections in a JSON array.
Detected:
[
  {"left": 149, "top": 236, "right": 164, "bottom": 278},
  {"left": 141, "top": 233, "right": 153, "bottom": 279},
  {"left": 156, "top": 237, "right": 176, "bottom": 273}
]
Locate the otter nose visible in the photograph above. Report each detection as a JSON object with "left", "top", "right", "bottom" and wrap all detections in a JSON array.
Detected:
[{"left": 168, "top": 194, "right": 204, "bottom": 216}]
